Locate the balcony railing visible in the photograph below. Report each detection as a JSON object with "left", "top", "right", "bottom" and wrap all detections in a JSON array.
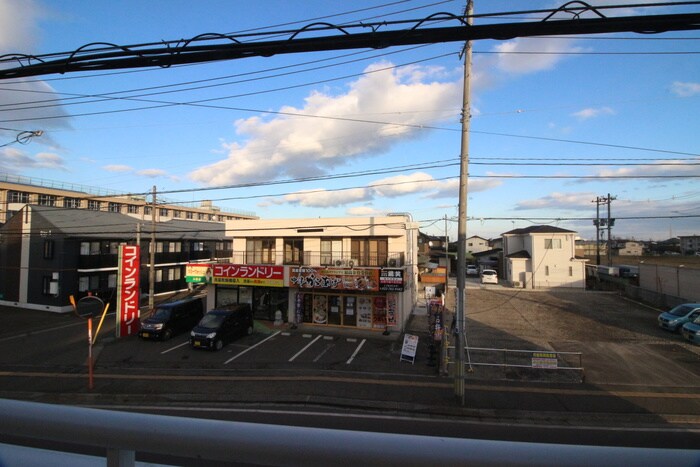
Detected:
[{"left": 223, "top": 251, "right": 406, "bottom": 268}]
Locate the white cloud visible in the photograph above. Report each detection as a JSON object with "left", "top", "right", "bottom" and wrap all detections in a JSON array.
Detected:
[
  {"left": 593, "top": 159, "right": 699, "bottom": 180},
  {"left": 346, "top": 206, "right": 383, "bottom": 217},
  {"left": 136, "top": 168, "right": 168, "bottom": 178},
  {"left": 516, "top": 192, "right": 597, "bottom": 210},
  {"left": 0, "top": 0, "right": 42, "bottom": 52},
  {"left": 0, "top": 147, "right": 66, "bottom": 172},
  {"left": 671, "top": 81, "right": 700, "bottom": 97},
  {"left": 492, "top": 37, "right": 584, "bottom": 75},
  {"left": 571, "top": 107, "right": 615, "bottom": 120},
  {"left": 279, "top": 188, "right": 371, "bottom": 208},
  {"left": 189, "top": 62, "right": 461, "bottom": 186},
  {"left": 103, "top": 164, "right": 133, "bottom": 172}
]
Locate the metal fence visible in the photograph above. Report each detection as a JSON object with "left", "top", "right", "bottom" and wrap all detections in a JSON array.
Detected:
[{"left": 2, "top": 398, "right": 698, "bottom": 467}]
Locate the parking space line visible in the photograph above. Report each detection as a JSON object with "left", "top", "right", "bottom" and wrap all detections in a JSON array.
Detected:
[
  {"left": 346, "top": 338, "right": 366, "bottom": 364},
  {"left": 289, "top": 335, "right": 322, "bottom": 362},
  {"left": 161, "top": 341, "right": 189, "bottom": 354},
  {"left": 224, "top": 331, "right": 280, "bottom": 365}
]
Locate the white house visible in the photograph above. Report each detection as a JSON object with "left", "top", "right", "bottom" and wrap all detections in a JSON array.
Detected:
[
  {"left": 466, "top": 235, "right": 490, "bottom": 254},
  {"left": 502, "top": 226, "right": 586, "bottom": 289}
]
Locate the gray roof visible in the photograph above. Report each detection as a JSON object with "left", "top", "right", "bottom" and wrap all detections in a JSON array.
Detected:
[{"left": 24, "top": 205, "right": 226, "bottom": 240}]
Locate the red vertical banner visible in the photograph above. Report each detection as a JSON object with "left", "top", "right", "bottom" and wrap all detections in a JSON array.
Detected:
[{"left": 116, "top": 245, "right": 140, "bottom": 338}]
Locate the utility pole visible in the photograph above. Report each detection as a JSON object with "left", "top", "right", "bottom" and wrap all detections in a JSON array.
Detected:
[
  {"left": 444, "top": 214, "right": 449, "bottom": 294},
  {"left": 455, "top": 0, "right": 473, "bottom": 405},
  {"left": 592, "top": 195, "right": 615, "bottom": 266},
  {"left": 149, "top": 186, "right": 156, "bottom": 311},
  {"left": 606, "top": 193, "right": 616, "bottom": 267}
]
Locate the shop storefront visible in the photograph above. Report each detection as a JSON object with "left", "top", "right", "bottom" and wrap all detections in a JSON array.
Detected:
[
  {"left": 289, "top": 267, "right": 403, "bottom": 331},
  {"left": 187, "top": 263, "right": 405, "bottom": 330},
  {"left": 186, "top": 263, "right": 288, "bottom": 321}
]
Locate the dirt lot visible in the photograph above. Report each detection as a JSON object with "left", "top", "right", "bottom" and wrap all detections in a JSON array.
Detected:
[{"left": 458, "top": 285, "right": 700, "bottom": 386}]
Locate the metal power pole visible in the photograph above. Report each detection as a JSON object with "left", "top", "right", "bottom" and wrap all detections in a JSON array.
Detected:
[
  {"left": 149, "top": 185, "right": 156, "bottom": 311},
  {"left": 607, "top": 193, "right": 616, "bottom": 266},
  {"left": 455, "top": 0, "right": 473, "bottom": 405}
]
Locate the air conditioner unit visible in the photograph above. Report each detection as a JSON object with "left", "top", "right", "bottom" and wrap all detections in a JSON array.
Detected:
[
  {"left": 388, "top": 258, "right": 401, "bottom": 268},
  {"left": 334, "top": 259, "right": 344, "bottom": 267},
  {"left": 511, "top": 281, "right": 521, "bottom": 288},
  {"left": 347, "top": 259, "right": 355, "bottom": 268}
]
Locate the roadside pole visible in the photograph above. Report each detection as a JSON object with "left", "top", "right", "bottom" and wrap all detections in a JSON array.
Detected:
[{"left": 455, "top": 0, "right": 473, "bottom": 405}]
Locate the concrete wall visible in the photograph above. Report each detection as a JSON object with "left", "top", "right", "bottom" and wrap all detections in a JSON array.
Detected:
[{"left": 639, "top": 263, "right": 700, "bottom": 303}]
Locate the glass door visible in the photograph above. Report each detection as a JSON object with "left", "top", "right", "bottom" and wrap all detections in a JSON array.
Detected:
[{"left": 343, "top": 296, "right": 357, "bottom": 327}]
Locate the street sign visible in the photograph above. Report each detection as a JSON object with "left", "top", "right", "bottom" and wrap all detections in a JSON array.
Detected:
[{"left": 400, "top": 334, "right": 419, "bottom": 364}]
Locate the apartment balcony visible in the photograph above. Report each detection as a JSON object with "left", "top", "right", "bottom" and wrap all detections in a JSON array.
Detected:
[{"left": 220, "top": 251, "right": 406, "bottom": 268}]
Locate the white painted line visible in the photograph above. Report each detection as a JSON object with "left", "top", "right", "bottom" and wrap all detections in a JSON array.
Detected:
[
  {"left": 289, "top": 334, "right": 322, "bottom": 362},
  {"left": 323, "top": 336, "right": 334, "bottom": 340},
  {"left": 224, "top": 331, "right": 281, "bottom": 365},
  {"left": 281, "top": 332, "right": 291, "bottom": 336},
  {"left": 302, "top": 334, "right": 313, "bottom": 338},
  {"left": 346, "top": 338, "right": 357, "bottom": 343},
  {"left": 346, "top": 338, "right": 367, "bottom": 364},
  {"left": 161, "top": 340, "right": 189, "bottom": 354}
]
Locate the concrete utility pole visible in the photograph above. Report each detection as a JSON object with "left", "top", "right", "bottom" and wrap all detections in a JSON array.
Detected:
[
  {"left": 455, "top": 0, "right": 473, "bottom": 405},
  {"left": 149, "top": 186, "right": 156, "bottom": 311}
]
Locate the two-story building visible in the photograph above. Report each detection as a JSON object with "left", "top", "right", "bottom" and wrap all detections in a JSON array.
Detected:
[
  {"left": 0, "top": 205, "right": 230, "bottom": 312},
  {"left": 188, "top": 215, "right": 418, "bottom": 334},
  {"left": 502, "top": 226, "right": 586, "bottom": 289}
]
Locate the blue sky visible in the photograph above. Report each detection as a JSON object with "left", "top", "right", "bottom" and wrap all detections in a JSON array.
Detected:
[{"left": 0, "top": 0, "right": 698, "bottom": 241}]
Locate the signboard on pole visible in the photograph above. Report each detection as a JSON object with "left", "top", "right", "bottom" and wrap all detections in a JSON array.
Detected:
[{"left": 116, "top": 245, "right": 140, "bottom": 338}]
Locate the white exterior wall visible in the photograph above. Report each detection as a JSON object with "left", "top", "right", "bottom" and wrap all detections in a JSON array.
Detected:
[{"left": 218, "top": 216, "right": 418, "bottom": 331}]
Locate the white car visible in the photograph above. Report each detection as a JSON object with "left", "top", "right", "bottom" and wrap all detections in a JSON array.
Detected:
[
  {"left": 466, "top": 265, "right": 478, "bottom": 275},
  {"left": 480, "top": 269, "right": 498, "bottom": 284}
]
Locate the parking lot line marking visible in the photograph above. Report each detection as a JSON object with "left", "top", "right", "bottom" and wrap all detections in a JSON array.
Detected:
[
  {"left": 313, "top": 343, "right": 334, "bottom": 362},
  {"left": 289, "top": 334, "right": 322, "bottom": 362},
  {"left": 346, "top": 338, "right": 366, "bottom": 364},
  {"left": 161, "top": 341, "right": 189, "bottom": 355},
  {"left": 224, "top": 331, "right": 280, "bottom": 365}
]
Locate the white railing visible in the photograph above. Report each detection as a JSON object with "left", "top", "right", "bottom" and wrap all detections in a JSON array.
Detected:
[{"left": 1, "top": 399, "right": 698, "bottom": 466}]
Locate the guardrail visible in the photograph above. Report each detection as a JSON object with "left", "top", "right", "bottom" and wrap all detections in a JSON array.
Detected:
[
  {"left": 2, "top": 398, "right": 698, "bottom": 466},
  {"left": 444, "top": 345, "right": 585, "bottom": 383}
]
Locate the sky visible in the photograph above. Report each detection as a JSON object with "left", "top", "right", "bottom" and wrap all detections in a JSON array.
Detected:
[{"left": 0, "top": 0, "right": 698, "bottom": 242}]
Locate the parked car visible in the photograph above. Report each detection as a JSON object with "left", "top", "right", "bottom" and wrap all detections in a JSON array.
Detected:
[
  {"left": 480, "top": 269, "right": 498, "bottom": 284},
  {"left": 681, "top": 315, "right": 700, "bottom": 344},
  {"left": 657, "top": 303, "right": 700, "bottom": 332},
  {"left": 139, "top": 297, "right": 204, "bottom": 341},
  {"left": 190, "top": 304, "right": 254, "bottom": 351},
  {"left": 466, "top": 265, "right": 478, "bottom": 275}
]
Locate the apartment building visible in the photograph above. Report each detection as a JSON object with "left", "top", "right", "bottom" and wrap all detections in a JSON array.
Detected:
[
  {"left": 187, "top": 215, "right": 418, "bottom": 333},
  {"left": 0, "top": 174, "right": 257, "bottom": 226},
  {"left": 0, "top": 204, "right": 231, "bottom": 312}
]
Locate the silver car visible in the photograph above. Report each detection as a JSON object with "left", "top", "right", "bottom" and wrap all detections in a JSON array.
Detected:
[{"left": 657, "top": 303, "right": 700, "bottom": 332}]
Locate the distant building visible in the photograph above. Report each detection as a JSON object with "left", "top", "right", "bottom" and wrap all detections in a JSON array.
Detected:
[
  {"left": 503, "top": 226, "right": 587, "bottom": 289},
  {"left": 575, "top": 239, "right": 608, "bottom": 258},
  {"left": 466, "top": 235, "right": 489, "bottom": 254},
  {"left": 0, "top": 173, "right": 257, "bottom": 226},
  {"left": 0, "top": 205, "right": 229, "bottom": 312},
  {"left": 612, "top": 240, "right": 644, "bottom": 256},
  {"left": 679, "top": 235, "right": 700, "bottom": 255}
]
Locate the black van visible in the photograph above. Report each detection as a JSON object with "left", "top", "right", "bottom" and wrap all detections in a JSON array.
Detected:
[
  {"left": 139, "top": 297, "right": 204, "bottom": 341},
  {"left": 190, "top": 304, "right": 253, "bottom": 351}
]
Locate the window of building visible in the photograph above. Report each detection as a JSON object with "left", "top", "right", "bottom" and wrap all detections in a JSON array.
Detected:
[
  {"left": 80, "top": 241, "right": 101, "bottom": 255},
  {"left": 321, "top": 239, "right": 342, "bottom": 266},
  {"left": 38, "top": 194, "right": 56, "bottom": 206},
  {"left": 155, "top": 242, "right": 164, "bottom": 253},
  {"left": 198, "top": 213, "right": 205, "bottom": 220},
  {"left": 108, "top": 202, "right": 121, "bottom": 213},
  {"left": 167, "top": 268, "right": 181, "bottom": 281},
  {"left": 192, "top": 241, "right": 205, "bottom": 252},
  {"left": 8, "top": 191, "right": 29, "bottom": 203},
  {"left": 351, "top": 238, "right": 388, "bottom": 267},
  {"left": 108, "top": 273, "right": 117, "bottom": 288},
  {"left": 87, "top": 200, "right": 101, "bottom": 211},
  {"left": 545, "top": 266, "right": 550, "bottom": 276},
  {"left": 186, "top": 211, "right": 193, "bottom": 220},
  {"left": 159, "top": 208, "right": 169, "bottom": 217},
  {"left": 544, "top": 238, "right": 562, "bottom": 249},
  {"left": 109, "top": 242, "right": 120, "bottom": 254},
  {"left": 246, "top": 239, "right": 276, "bottom": 264},
  {"left": 42, "top": 276, "right": 52, "bottom": 295},
  {"left": 172, "top": 210, "right": 181, "bottom": 218},
  {"left": 569, "top": 266, "right": 573, "bottom": 277},
  {"left": 127, "top": 205, "right": 139, "bottom": 214},
  {"left": 43, "top": 240, "right": 54, "bottom": 259},
  {"left": 155, "top": 269, "right": 163, "bottom": 282},
  {"left": 78, "top": 276, "right": 90, "bottom": 292},
  {"left": 284, "top": 238, "right": 304, "bottom": 265},
  {"left": 144, "top": 206, "right": 152, "bottom": 215},
  {"left": 64, "top": 197, "right": 81, "bottom": 209}
]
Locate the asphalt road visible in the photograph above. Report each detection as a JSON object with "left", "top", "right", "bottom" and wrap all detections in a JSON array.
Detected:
[{"left": 0, "top": 280, "right": 699, "bottom": 448}]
